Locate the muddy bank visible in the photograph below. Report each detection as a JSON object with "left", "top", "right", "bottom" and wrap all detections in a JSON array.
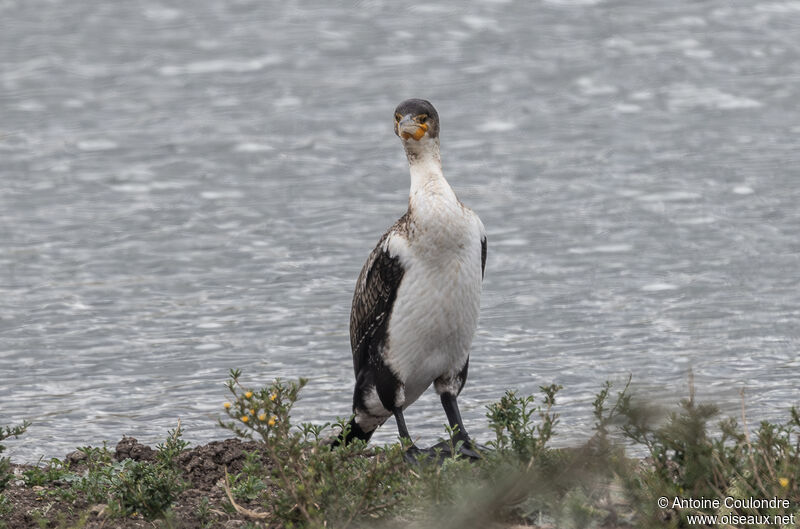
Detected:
[
  {"left": 3, "top": 437, "right": 271, "bottom": 529},
  {"left": 2, "top": 436, "right": 545, "bottom": 529}
]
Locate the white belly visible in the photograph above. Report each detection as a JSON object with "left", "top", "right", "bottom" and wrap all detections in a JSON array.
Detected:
[{"left": 383, "top": 212, "right": 483, "bottom": 408}]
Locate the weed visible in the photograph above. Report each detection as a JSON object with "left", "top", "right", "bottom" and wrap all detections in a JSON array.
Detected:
[
  {"left": 220, "top": 368, "right": 415, "bottom": 527},
  {"left": 196, "top": 496, "right": 213, "bottom": 527},
  {"left": 156, "top": 421, "right": 191, "bottom": 470},
  {"left": 597, "top": 375, "right": 800, "bottom": 526},
  {"left": 0, "top": 493, "right": 12, "bottom": 520},
  {"left": 15, "top": 424, "right": 190, "bottom": 521},
  {"left": 0, "top": 420, "right": 29, "bottom": 491},
  {"left": 23, "top": 457, "right": 71, "bottom": 487},
  {"left": 107, "top": 422, "right": 188, "bottom": 519},
  {"left": 108, "top": 459, "right": 177, "bottom": 518},
  {"left": 231, "top": 451, "right": 267, "bottom": 501},
  {"left": 4, "top": 372, "right": 799, "bottom": 528},
  {"left": 71, "top": 445, "right": 122, "bottom": 505},
  {"left": 486, "top": 384, "right": 562, "bottom": 462}
]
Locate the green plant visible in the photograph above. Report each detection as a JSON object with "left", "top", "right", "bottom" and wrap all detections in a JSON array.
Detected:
[
  {"left": 220, "top": 369, "right": 415, "bottom": 528},
  {"left": 486, "top": 384, "right": 562, "bottom": 462},
  {"left": 601, "top": 375, "right": 800, "bottom": 527},
  {"left": 47, "top": 425, "right": 189, "bottom": 520},
  {"left": 71, "top": 444, "right": 120, "bottom": 504},
  {"left": 108, "top": 422, "right": 188, "bottom": 519},
  {"left": 196, "top": 496, "right": 213, "bottom": 527},
  {"left": 109, "top": 459, "right": 177, "bottom": 519},
  {"left": 230, "top": 451, "right": 267, "bottom": 501},
  {"left": 23, "top": 457, "right": 71, "bottom": 487},
  {"left": 0, "top": 493, "right": 13, "bottom": 522},
  {"left": 156, "top": 422, "right": 191, "bottom": 469},
  {"left": 220, "top": 368, "right": 308, "bottom": 443},
  {"left": 0, "top": 420, "right": 29, "bottom": 491},
  {"left": 5, "top": 372, "right": 796, "bottom": 529}
]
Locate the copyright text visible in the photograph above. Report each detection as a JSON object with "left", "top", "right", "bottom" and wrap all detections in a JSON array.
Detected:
[{"left": 657, "top": 496, "right": 795, "bottom": 526}]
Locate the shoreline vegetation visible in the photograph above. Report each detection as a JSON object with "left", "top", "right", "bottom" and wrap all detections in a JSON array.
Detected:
[{"left": 1, "top": 370, "right": 798, "bottom": 528}]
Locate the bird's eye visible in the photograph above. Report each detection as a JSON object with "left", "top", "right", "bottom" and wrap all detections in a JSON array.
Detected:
[
  {"left": 395, "top": 113, "right": 402, "bottom": 121},
  {"left": 418, "top": 115, "right": 428, "bottom": 123}
]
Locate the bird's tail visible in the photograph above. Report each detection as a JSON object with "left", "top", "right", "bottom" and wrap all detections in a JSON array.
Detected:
[{"left": 331, "top": 417, "right": 374, "bottom": 447}]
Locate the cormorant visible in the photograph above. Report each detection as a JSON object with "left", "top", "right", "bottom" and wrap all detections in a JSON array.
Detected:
[{"left": 338, "top": 99, "right": 486, "bottom": 458}]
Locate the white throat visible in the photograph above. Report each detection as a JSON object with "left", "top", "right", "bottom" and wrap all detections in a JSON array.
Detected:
[{"left": 404, "top": 137, "right": 457, "bottom": 208}]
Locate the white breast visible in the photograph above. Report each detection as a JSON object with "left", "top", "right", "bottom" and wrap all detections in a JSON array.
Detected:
[{"left": 383, "top": 199, "right": 484, "bottom": 408}]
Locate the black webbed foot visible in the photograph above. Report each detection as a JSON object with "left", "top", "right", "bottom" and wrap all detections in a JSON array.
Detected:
[
  {"left": 429, "top": 437, "right": 485, "bottom": 460},
  {"left": 403, "top": 444, "right": 451, "bottom": 465},
  {"left": 403, "top": 444, "right": 426, "bottom": 464}
]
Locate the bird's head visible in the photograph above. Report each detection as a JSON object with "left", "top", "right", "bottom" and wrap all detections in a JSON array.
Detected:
[{"left": 393, "top": 99, "right": 440, "bottom": 147}]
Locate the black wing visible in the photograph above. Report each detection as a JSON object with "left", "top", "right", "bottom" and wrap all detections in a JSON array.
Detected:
[
  {"left": 350, "top": 228, "right": 406, "bottom": 376},
  {"left": 481, "top": 235, "right": 487, "bottom": 279}
]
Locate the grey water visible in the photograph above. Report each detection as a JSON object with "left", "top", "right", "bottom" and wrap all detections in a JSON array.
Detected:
[{"left": 1, "top": 0, "right": 799, "bottom": 463}]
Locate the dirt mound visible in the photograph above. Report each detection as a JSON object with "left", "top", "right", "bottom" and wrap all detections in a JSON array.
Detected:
[
  {"left": 175, "top": 438, "right": 267, "bottom": 490},
  {"left": 114, "top": 436, "right": 156, "bottom": 462},
  {"left": 3, "top": 437, "right": 270, "bottom": 528},
  {"left": 109, "top": 436, "right": 267, "bottom": 490}
]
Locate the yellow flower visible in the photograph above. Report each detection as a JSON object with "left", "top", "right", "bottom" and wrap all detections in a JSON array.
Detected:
[
  {"left": 270, "top": 392, "right": 277, "bottom": 401},
  {"left": 223, "top": 402, "right": 231, "bottom": 409},
  {"left": 258, "top": 413, "right": 267, "bottom": 422},
  {"left": 268, "top": 416, "right": 277, "bottom": 426},
  {"left": 245, "top": 391, "right": 253, "bottom": 399},
  {"left": 779, "top": 477, "right": 789, "bottom": 488},
  {"left": 240, "top": 416, "right": 249, "bottom": 423},
  {"left": 249, "top": 409, "right": 255, "bottom": 415}
]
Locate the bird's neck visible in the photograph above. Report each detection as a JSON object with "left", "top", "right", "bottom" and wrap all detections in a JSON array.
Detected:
[{"left": 405, "top": 140, "right": 457, "bottom": 209}]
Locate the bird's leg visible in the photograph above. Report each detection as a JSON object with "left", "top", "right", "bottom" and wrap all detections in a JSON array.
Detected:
[
  {"left": 440, "top": 393, "right": 470, "bottom": 443},
  {"left": 393, "top": 407, "right": 412, "bottom": 442},
  {"left": 393, "top": 407, "right": 424, "bottom": 463},
  {"left": 440, "top": 393, "right": 481, "bottom": 458}
]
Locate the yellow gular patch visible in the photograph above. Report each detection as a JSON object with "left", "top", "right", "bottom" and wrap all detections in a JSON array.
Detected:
[
  {"left": 412, "top": 123, "right": 428, "bottom": 140},
  {"left": 401, "top": 123, "right": 428, "bottom": 141}
]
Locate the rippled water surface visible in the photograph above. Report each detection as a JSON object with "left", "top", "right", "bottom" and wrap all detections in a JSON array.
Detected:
[{"left": 2, "top": 0, "right": 799, "bottom": 462}]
